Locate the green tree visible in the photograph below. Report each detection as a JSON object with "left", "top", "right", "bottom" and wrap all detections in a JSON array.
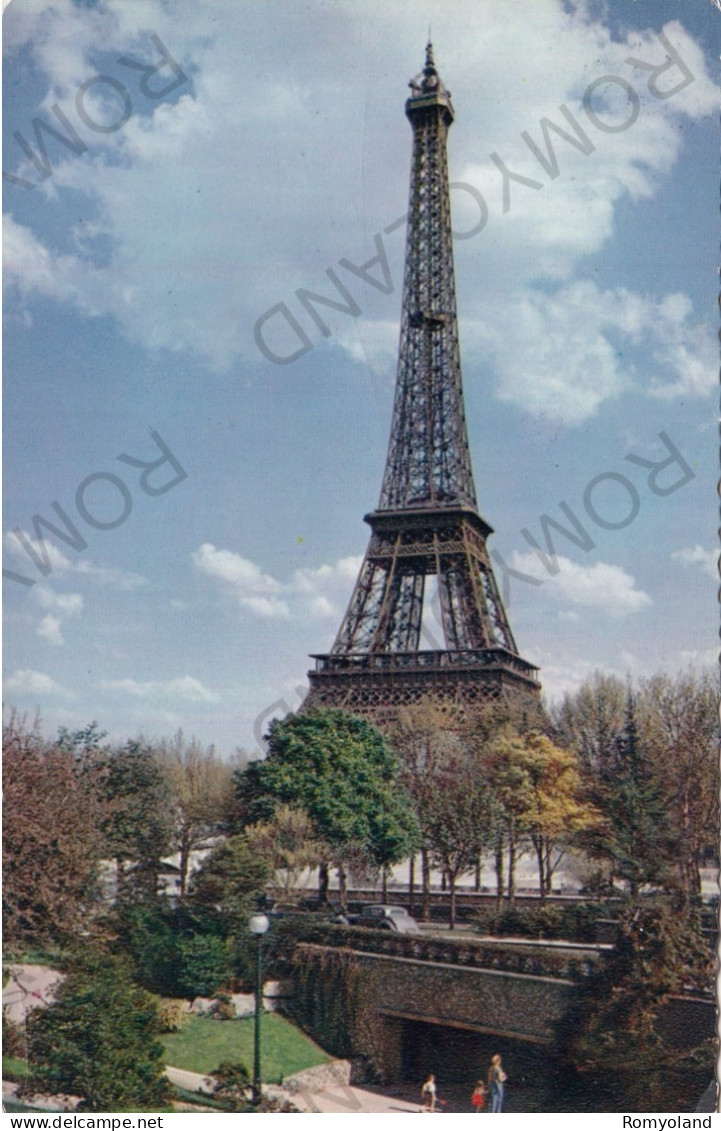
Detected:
[
  {"left": 118, "top": 904, "right": 179, "bottom": 996},
  {"left": 189, "top": 836, "right": 270, "bottom": 988},
  {"left": 189, "top": 834, "right": 270, "bottom": 927},
  {"left": 211, "top": 1061, "right": 251, "bottom": 1110},
  {"left": 97, "top": 740, "right": 175, "bottom": 901},
  {"left": 56, "top": 721, "right": 108, "bottom": 757},
  {"left": 175, "top": 934, "right": 233, "bottom": 1000},
  {"left": 603, "top": 692, "right": 674, "bottom": 897},
  {"left": 23, "top": 952, "right": 169, "bottom": 1112},
  {"left": 237, "top": 710, "right": 418, "bottom": 906},
  {"left": 118, "top": 902, "right": 232, "bottom": 1000}
]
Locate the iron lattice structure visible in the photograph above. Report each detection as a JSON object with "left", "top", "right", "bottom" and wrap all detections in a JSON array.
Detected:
[{"left": 304, "top": 46, "right": 540, "bottom": 718}]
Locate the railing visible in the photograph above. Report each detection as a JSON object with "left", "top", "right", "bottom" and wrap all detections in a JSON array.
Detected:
[
  {"left": 311, "top": 648, "right": 539, "bottom": 678},
  {"left": 285, "top": 922, "right": 600, "bottom": 981}
]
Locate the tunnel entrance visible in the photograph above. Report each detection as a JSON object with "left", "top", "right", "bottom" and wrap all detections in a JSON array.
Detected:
[
  {"left": 401, "top": 1018, "right": 491, "bottom": 1083},
  {"left": 380, "top": 1013, "right": 553, "bottom": 1113}
]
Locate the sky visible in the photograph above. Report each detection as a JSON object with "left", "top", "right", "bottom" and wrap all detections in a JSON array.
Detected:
[{"left": 3, "top": 0, "right": 718, "bottom": 758}]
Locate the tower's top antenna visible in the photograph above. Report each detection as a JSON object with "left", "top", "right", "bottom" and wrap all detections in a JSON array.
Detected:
[{"left": 408, "top": 39, "right": 451, "bottom": 105}]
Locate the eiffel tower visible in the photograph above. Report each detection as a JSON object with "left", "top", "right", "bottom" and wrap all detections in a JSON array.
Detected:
[{"left": 304, "top": 45, "right": 540, "bottom": 718}]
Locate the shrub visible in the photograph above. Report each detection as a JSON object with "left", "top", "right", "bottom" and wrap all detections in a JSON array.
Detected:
[
  {"left": 153, "top": 997, "right": 189, "bottom": 1033},
  {"left": 211, "top": 1060, "right": 251, "bottom": 1110},
  {"left": 119, "top": 904, "right": 234, "bottom": 1000},
  {"left": 176, "top": 935, "right": 233, "bottom": 1001},
  {"left": 472, "top": 902, "right": 606, "bottom": 942},
  {"left": 21, "top": 951, "right": 169, "bottom": 1112},
  {"left": 3, "top": 1008, "right": 26, "bottom": 1058},
  {"left": 209, "top": 993, "right": 235, "bottom": 1021}
]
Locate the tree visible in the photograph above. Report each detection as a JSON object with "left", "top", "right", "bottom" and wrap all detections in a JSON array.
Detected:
[
  {"left": 175, "top": 934, "right": 233, "bottom": 1001},
  {"left": 640, "top": 670, "right": 717, "bottom": 900},
  {"left": 390, "top": 701, "right": 555, "bottom": 916},
  {"left": 189, "top": 834, "right": 270, "bottom": 927},
  {"left": 520, "top": 734, "right": 602, "bottom": 900},
  {"left": 118, "top": 901, "right": 233, "bottom": 1000},
  {"left": 557, "top": 899, "right": 714, "bottom": 1111},
  {"left": 421, "top": 744, "right": 491, "bottom": 929},
  {"left": 481, "top": 728, "right": 537, "bottom": 905},
  {"left": 391, "top": 701, "right": 460, "bottom": 919},
  {"left": 3, "top": 715, "right": 106, "bottom": 948},
  {"left": 23, "top": 952, "right": 169, "bottom": 1112},
  {"left": 118, "top": 904, "right": 179, "bottom": 996},
  {"left": 601, "top": 691, "right": 674, "bottom": 897},
  {"left": 188, "top": 836, "right": 270, "bottom": 989},
  {"left": 56, "top": 721, "right": 108, "bottom": 757},
  {"left": 156, "top": 732, "right": 235, "bottom": 895},
  {"left": 237, "top": 710, "right": 418, "bottom": 906},
  {"left": 245, "top": 805, "right": 323, "bottom": 897},
  {"left": 553, "top": 672, "right": 626, "bottom": 782},
  {"left": 96, "top": 740, "right": 175, "bottom": 901}
]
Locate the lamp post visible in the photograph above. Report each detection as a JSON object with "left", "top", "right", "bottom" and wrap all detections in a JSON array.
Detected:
[{"left": 248, "top": 912, "right": 269, "bottom": 1105}]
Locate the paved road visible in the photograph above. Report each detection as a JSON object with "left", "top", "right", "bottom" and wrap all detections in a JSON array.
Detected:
[
  {"left": 165, "top": 1065, "right": 422, "bottom": 1112},
  {"left": 164, "top": 1066, "right": 215, "bottom": 1095}
]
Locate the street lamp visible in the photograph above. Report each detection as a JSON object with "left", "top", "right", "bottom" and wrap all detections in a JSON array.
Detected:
[{"left": 248, "top": 912, "right": 269, "bottom": 1105}]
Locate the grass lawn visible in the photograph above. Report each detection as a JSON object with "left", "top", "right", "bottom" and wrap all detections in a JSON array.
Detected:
[
  {"left": 3, "top": 1056, "right": 29, "bottom": 1080},
  {"left": 161, "top": 1013, "right": 330, "bottom": 1083},
  {"left": 7, "top": 948, "right": 67, "bottom": 968}
]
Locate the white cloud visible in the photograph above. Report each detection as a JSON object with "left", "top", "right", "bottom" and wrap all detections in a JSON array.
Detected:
[
  {"left": 463, "top": 282, "right": 715, "bottom": 424},
  {"left": 4, "top": 668, "right": 69, "bottom": 697},
  {"left": 35, "top": 588, "right": 83, "bottom": 616},
  {"left": 192, "top": 543, "right": 290, "bottom": 619},
  {"left": 194, "top": 540, "right": 651, "bottom": 632},
  {"left": 99, "top": 675, "right": 220, "bottom": 703},
  {"left": 32, "top": 587, "right": 83, "bottom": 646},
  {"left": 510, "top": 551, "right": 653, "bottom": 617},
  {"left": 37, "top": 614, "right": 64, "bottom": 645},
  {"left": 4, "top": 531, "right": 146, "bottom": 589},
  {"left": 3, "top": 4, "right": 716, "bottom": 375},
  {"left": 4, "top": 530, "right": 73, "bottom": 573},
  {"left": 536, "top": 655, "right": 611, "bottom": 705},
  {"left": 3, "top": 214, "right": 83, "bottom": 303},
  {"left": 72, "top": 562, "right": 147, "bottom": 589},
  {"left": 192, "top": 543, "right": 362, "bottom": 622},
  {"left": 671, "top": 545, "right": 718, "bottom": 579}
]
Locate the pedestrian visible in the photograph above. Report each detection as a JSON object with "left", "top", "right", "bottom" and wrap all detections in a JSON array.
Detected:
[
  {"left": 471, "top": 1079, "right": 487, "bottom": 1112},
  {"left": 487, "top": 1054, "right": 506, "bottom": 1113},
  {"left": 421, "top": 1072, "right": 437, "bottom": 1112}
]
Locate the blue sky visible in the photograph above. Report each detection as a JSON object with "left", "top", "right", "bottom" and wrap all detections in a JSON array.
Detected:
[{"left": 3, "top": 0, "right": 718, "bottom": 757}]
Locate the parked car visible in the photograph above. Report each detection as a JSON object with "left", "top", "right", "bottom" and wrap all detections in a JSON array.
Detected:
[
  {"left": 267, "top": 901, "right": 303, "bottom": 920},
  {"left": 340, "top": 904, "right": 421, "bottom": 934}
]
